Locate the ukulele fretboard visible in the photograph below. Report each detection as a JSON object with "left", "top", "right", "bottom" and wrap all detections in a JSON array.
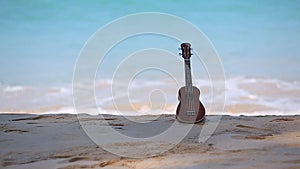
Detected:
[{"left": 184, "top": 59, "right": 193, "bottom": 93}]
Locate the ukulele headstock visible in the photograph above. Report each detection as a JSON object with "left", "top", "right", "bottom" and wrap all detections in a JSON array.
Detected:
[{"left": 179, "top": 43, "right": 192, "bottom": 59}]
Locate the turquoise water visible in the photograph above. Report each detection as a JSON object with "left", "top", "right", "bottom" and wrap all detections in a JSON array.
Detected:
[
  {"left": 1, "top": 0, "right": 300, "bottom": 85},
  {"left": 0, "top": 0, "right": 300, "bottom": 115}
]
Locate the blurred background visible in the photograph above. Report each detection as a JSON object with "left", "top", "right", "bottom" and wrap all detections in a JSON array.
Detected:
[
  {"left": 0, "top": 0, "right": 299, "bottom": 115},
  {"left": 1, "top": 0, "right": 300, "bottom": 85}
]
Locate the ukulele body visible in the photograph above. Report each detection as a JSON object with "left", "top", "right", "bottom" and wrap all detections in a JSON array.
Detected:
[{"left": 176, "top": 86, "right": 205, "bottom": 123}]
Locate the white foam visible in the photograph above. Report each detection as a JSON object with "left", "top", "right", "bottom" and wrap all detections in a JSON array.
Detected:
[
  {"left": 3, "top": 86, "right": 24, "bottom": 92},
  {"left": 40, "top": 107, "right": 76, "bottom": 114},
  {"left": 1, "top": 77, "right": 299, "bottom": 116},
  {"left": 216, "top": 110, "right": 300, "bottom": 116}
]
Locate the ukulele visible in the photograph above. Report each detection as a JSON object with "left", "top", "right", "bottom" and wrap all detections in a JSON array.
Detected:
[{"left": 176, "top": 43, "right": 206, "bottom": 123}]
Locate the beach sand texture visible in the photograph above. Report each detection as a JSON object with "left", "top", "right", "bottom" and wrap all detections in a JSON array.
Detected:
[{"left": 0, "top": 114, "right": 299, "bottom": 169}]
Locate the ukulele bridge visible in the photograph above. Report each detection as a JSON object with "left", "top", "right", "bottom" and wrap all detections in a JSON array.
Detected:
[{"left": 186, "top": 111, "right": 196, "bottom": 116}]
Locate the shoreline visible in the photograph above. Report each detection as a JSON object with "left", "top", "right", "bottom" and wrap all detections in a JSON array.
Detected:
[
  {"left": 1, "top": 111, "right": 300, "bottom": 116},
  {"left": 1, "top": 76, "right": 299, "bottom": 117}
]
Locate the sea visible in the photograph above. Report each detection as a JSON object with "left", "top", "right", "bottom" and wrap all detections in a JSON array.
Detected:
[{"left": 0, "top": 0, "right": 299, "bottom": 116}]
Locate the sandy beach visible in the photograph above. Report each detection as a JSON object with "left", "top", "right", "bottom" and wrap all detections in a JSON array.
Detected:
[
  {"left": 1, "top": 1, "right": 300, "bottom": 169},
  {"left": 0, "top": 114, "right": 299, "bottom": 169}
]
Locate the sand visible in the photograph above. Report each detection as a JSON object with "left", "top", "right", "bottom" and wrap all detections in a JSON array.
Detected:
[{"left": 0, "top": 114, "right": 299, "bottom": 169}]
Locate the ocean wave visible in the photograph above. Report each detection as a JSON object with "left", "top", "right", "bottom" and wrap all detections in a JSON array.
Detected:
[
  {"left": 3, "top": 86, "right": 25, "bottom": 92},
  {"left": 1, "top": 77, "right": 299, "bottom": 116}
]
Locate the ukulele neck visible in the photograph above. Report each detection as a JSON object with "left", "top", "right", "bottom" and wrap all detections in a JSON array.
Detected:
[{"left": 184, "top": 58, "right": 193, "bottom": 92}]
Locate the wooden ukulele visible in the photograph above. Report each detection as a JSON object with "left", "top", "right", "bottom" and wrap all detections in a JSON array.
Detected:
[{"left": 176, "top": 43, "right": 206, "bottom": 123}]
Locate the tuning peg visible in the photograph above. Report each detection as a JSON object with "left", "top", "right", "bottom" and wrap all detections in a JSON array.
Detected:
[
  {"left": 179, "top": 53, "right": 182, "bottom": 56},
  {"left": 178, "top": 48, "right": 181, "bottom": 51}
]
